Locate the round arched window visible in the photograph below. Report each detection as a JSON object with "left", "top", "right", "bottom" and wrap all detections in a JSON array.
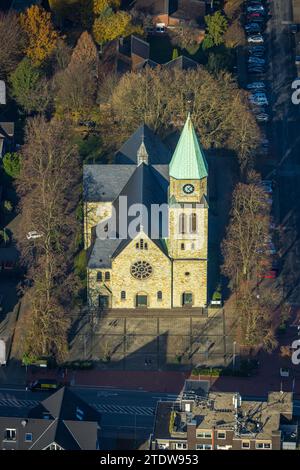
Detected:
[{"left": 130, "top": 261, "right": 153, "bottom": 279}]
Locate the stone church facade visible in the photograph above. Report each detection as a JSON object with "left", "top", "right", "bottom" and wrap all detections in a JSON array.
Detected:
[{"left": 83, "top": 115, "right": 209, "bottom": 309}]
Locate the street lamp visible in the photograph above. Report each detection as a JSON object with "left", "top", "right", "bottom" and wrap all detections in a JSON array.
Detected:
[{"left": 233, "top": 341, "right": 237, "bottom": 371}]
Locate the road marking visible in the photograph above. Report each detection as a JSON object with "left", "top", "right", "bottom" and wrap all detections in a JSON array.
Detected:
[
  {"left": 91, "top": 403, "right": 155, "bottom": 416},
  {"left": 0, "top": 398, "right": 38, "bottom": 408}
]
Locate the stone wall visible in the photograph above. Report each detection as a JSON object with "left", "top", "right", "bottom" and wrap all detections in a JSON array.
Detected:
[
  {"left": 111, "top": 234, "right": 172, "bottom": 308},
  {"left": 84, "top": 202, "right": 112, "bottom": 249},
  {"left": 172, "top": 259, "right": 207, "bottom": 307}
]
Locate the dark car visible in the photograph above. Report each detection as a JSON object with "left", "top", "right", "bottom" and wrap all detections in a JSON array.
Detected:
[{"left": 29, "top": 379, "right": 60, "bottom": 392}]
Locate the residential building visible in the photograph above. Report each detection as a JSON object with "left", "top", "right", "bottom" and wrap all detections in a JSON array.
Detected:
[
  {"left": 135, "top": 0, "right": 206, "bottom": 28},
  {"left": 0, "top": 387, "right": 101, "bottom": 450},
  {"left": 117, "top": 35, "right": 199, "bottom": 72},
  {"left": 293, "top": 0, "right": 300, "bottom": 24},
  {"left": 83, "top": 115, "right": 209, "bottom": 309},
  {"left": 151, "top": 384, "right": 298, "bottom": 450}
]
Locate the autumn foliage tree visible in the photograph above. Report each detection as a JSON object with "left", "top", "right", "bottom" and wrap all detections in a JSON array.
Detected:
[
  {"left": 54, "top": 31, "right": 98, "bottom": 120},
  {"left": 20, "top": 5, "right": 58, "bottom": 65},
  {"left": 92, "top": 1, "right": 142, "bottom": 45}
]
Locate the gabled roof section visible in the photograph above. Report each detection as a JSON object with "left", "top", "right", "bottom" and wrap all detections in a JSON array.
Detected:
[
  {"left": 115, "top": 124, "right": 172, "bottom": 165},
  {"left": 83, "top": 165, "right": 135, "bottom": 202},
  {"left": 169, "top": 114, "right": 208, "bottom": 180},
  {"left": 131, "top": 35, "right": 150, "bottom": 60},
  {"left": 32, "top": 387, "right": 100, "bottom": 423},
  {"left": 164, "top": 55, "right": 199, "bottom": 70},
  {"left": 113, "top": 162, "right": 168, "bottom": 235}
]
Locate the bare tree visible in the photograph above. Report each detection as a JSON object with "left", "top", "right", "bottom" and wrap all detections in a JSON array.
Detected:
[
  {"left": 16, "top": 116, "right": 81, "bottom": 361},
  {"left": 222, "top": 171, "right": 271, "bottom": 285},
  {"left": 108, "top": 67, "right": 260, "bottom": 169},
  {"left": 0, "top": 11, "right": 25, "bottom": 77}
]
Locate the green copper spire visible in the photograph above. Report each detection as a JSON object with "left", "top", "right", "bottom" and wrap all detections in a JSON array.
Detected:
[{"left": 169, "top": 114, "right": 208, "bottom": 180}]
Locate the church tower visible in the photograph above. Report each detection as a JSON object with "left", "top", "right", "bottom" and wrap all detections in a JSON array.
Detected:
[{"left": 168, "top": 114, "right": 209, "bottom": 307}]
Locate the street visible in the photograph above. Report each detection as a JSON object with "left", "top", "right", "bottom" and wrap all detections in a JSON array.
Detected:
[
  {"left": 267, "top": 0, "right": 300, "bottom": 305},
  {"left": 0, "top": 385, "right": 181, "bottom": 449}
]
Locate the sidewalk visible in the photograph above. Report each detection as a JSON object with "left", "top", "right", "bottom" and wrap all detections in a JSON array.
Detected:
[{"left": 26, "top": 366, "right": 300, "bottom": 398}]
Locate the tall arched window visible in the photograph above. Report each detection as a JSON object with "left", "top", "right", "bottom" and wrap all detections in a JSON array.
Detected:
[
  {"left": 179, "top": 213, "right": 186, "bottom": 234},
  {"left": 190, "top": 213, "right": 197, "bottom": 233}
]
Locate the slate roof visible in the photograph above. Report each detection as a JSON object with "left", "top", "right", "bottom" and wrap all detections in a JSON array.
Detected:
[
  {"left": 169, "top": 114, "right": 208, "bottom": 180},
  {"left": 0, "top": 387, "right": 101, "bottom": 450},
  {"left": 135, "top": 59, "right": 159, "bottom": 70},
  {"left": 0, "top": 122, "right": 14, "bottom": 138},
  {"left": 88, "top": 238, "right": 122, "bottom": 269},
  {"left": 164, "top": 55, "right": 199, "bottom": 70},
  {"left": 131, "top": 35, "right": 150, "bottom": 60},
  {"left": 83, "top": 165, "right": 135, "bottom": 202},
  {"left": 115, "top": 124, "right": 172, "bottom": 165},
  {"left": 113, "top": 162, "right": 169, "bottom": 238},
  {"left": 135, "top": 0, "right": 169, "bottom": 15}
]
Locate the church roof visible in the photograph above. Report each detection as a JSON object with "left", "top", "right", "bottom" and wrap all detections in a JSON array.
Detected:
[
  {"left": 113, "top": 162, "right": 168, "bottom": 238},
  {"left": 169, "top": 114, "right": 208, "bottom": 180},
  {"left": 115, "top": 124, "right": 172, "bottom": 165}
]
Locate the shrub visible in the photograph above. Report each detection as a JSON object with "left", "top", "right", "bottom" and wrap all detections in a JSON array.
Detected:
[
  {"left": 3, "top": 200, "right": 13, "bottom": 212},
  {"left": 3, "top": 152, "right": 21, "bottom": 178}
]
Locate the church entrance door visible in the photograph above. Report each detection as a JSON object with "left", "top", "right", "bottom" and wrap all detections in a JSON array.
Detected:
[{"left": 136, "top": 294, "right": 148, "bottom": 308}]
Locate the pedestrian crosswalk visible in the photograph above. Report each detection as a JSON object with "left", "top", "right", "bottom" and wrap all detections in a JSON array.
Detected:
[
  {"left": 0, "top": 397, "right": 155, "bottom": 416},
  {"left": 91, "top": 403, "right": 155, "bottom": 416},
  {"left": 0, "top": 398, "right": 38, "bottom": 408}
]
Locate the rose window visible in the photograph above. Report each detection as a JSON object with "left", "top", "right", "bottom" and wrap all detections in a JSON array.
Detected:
[{"left": 130, "top": 261, "right": 153, "bottom": 279}]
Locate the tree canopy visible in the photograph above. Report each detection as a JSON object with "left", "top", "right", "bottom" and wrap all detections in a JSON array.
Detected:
[
  {"left": 107, "top": 67, "right": 259, "bottom": 169},
  {"left": 20, "top": 5, "right": 58, "bottom": 65},
  {"left": 93, "top": 9, "right": 142, "bottom": 45},
  {"left": 10, "top": 58, "right": 51, "bottom": 114},
  {"left": 203, "top": 11, "right": 228, "bottom": 49},
  {"left": 3, "top": 152, "right": 21, "bottom": 179}
]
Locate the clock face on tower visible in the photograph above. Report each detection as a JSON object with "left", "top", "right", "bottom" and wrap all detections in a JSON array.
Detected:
[{"left": 183, "top": 183, "right": 195, "bottom": 195}]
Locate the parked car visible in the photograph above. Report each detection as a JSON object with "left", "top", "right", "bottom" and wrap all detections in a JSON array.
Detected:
[
  {"left": 245, "top": 23, "right": 262, "bottom": 31},
  {"left": 247, "top": 7, "right": 265, "bottom": 15},
  {"left": 26, "top": 231, "right": 44, "bottom": 240},
  {"left": 248, "top": 34, "right": 264, "bottom": 43},
  {"left": 261, "top": 269, "right": 278, "bottom": 279},
  {"left": 28, "top": 379, "right": 60, "bottom": 392},
  {"left": 249, "top": 96, "right": 268, "bottom": 105},
  {"left": 256, "top": 113, "right": 270, "bottom": 122},
  {"left": 291, "top": 24, "right": 298, "bottom": 34},
  {"left": 248, "top": 57, "right": 266, "bottom": 64},
  {"left": 280, "top": 368, "right": 290, "bottom": 378},
  {"left": 247, "top": 15, "right": 265, "bottom": 23},
  {"left": 247, "top": 81, "right": 266, "bottom": 90}
]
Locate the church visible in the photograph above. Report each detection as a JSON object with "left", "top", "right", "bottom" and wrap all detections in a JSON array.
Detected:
[{"left": 83, "top": 115, "right": 209, "bottom": 309}]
